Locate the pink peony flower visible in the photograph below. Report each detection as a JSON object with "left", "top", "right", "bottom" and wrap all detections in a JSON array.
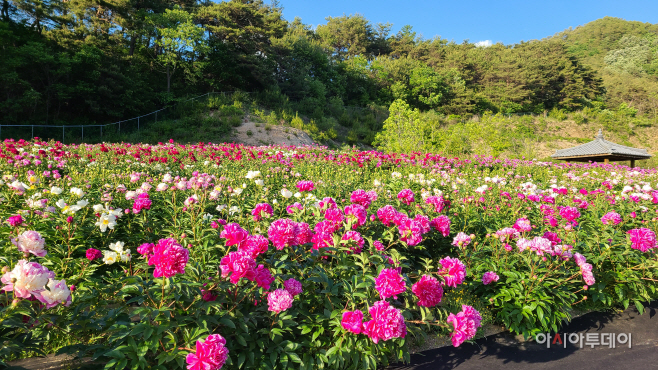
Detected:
[
  {"left": 324, "top": 208, "right": 345, "bottom": 231},
  {"left": 398, "top": 218, "right": 423, "bottom": 246},
  {"left": 137, "top": 243, "right": 154, "bottom": 257},
  {"left": 573, "top": 252, "right": 587, "bottom": 266},
  {"left": 601, "top": 211, "right": 622, "bottom": 225},
  {"left": 627, "top": 228, "right": 657, "bottom": 252},
  {"left": 411, "top": 275, "right": 443, "bottom": 307},
  {"left": 311, "top": 232, "right": 334, "bottom": 250},
  {"left": 377, "top": 205, "right": 399, "bottom": 227},
  {"left": 284, "top": 278, "right": 303, "bottom": 296},
  {"left": 344, "top": 204, "right": 367, "bottom": 229},
  {"left": 149, "top": 238, "right": 190, "bottom": 278},
  {"left": 513, "top": 218, "right": 532, "bottom": 232},
  {"left": 451, "top": 232, "right": 471, "bottom": 248},
  {"left": 286, "top": 202, "right": 303, "bottom": 214},
  {"left": 414, "top": 214, "right": 431, "bottom": 234},
  {"left": 350, "top": 189, "right": 377, "bottom": 209},
  {"left": 239, "top": 235, "right": 269, "bottom": 258},
  {"left": 482, "top": 272, "right": 499, "bottom": 285},
  {"left": 341, "top": 230, "right": 365, "bottom": 254},
  {"left": 220, "top": 223, "right": 248, "bottom": 247},
  {"left": 267, "top": 219, "right": 297, "bottom": 250},
  {"left": 542, "top": 232, "right": 562, "bottom": 245},
  {"left": 447, "top": 305, "right": 482, "bottom": 347},
  {"left": 319, "top": 197, "right": 337, "bottom": 212},
  {"left": 438, "top": 257, "right": 466, "bottom": 288},
  {"left": 296, "top": 180, "right": 315, "bottom": 192},
  {"left": 132, "top": 193, "right": 152, "bottom": 214},
  {"left": 374, "top": 268, "right": 406, "bottom": 299},
  {"left": 255, "top": 265, "right": 275, "bottom": 290},
  {"left": 559, "top": 206, "right": 581, "bottom": 222},
  {"left": 39, "top": 278, "right": 72, "bottom": 309},
  {"left": 373, "top": 240, "right": 385, "bottom": 251},
  {"left": 425, "top": 196, "right": 447, "bottom": 213},
  {"left": 86, "top": 248, "right": 103, "bottom": 261},
  {"left": 1, "top": 260, "right": 54, "bottom": 300},
  {"left": 267, "top": 289, "right": 294, "bottom": 313},
  {"left": 220, "top": 251, "right": 256, "bottom": 284},
  {"left": 397, "top": 189, "right": 415, "bottom": 205},
  {"left": 341, "top": 310, "right": 364, "bottom": 334},
  {"left": 362, "top": 300, "right": 407, "bottom": 343},
  {"left": 186, "top": 334, "right": 229, "bottom": 370},
  {"left": 430, "top": 215, "right": 451, "bottom": 237},
  {"left": 294, "top": 222, "right": 313, "bottom": 245},
  {"left": 6, "top": 214, "right": 23, "bottom": 227},
  {"left": 12, "top": 230, "right": 47, "bottom": 257},
  {"left": 251, "top": 203, "right": 273, "bottom": 221}
]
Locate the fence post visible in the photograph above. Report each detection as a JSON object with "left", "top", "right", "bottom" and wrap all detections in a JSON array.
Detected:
[
  {"left": 32, "top": 126, "right": 34, "bottom": 139},
  {"left": 82, "top": 126, "right": 84, "bottom": 141},
  {"left": 101, "top": 126, "right": 103, "bottom": 140},
  {"left": 119, "top": 121, "right": 121, "bottom": 134},
  {"left": 62, "top": 126, "right": 65, "bottom": 143},
  {"left": 155, "top": 111, "right": 157, "bottom": 123},
  {"left": 138, "top": 117, "right": 140, "bottom": 132}
]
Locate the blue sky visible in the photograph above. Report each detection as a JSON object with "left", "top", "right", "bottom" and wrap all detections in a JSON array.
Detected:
[{"left": 269, "top": 0, "right": 658, "bottom": 45}]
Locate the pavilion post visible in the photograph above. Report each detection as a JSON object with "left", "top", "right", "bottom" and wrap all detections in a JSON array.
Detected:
[
  {"left": 604, "top": 158, "right": 609, "bottom": 164},
  {"left": 630, "top": 159, "right": 636, "bottom": 168}
]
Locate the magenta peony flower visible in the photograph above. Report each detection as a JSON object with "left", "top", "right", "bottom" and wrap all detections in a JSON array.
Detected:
[
  {"left": 438, "top": 257, "right": 466, "bottom": 288},
  {"left": 430, "top": 215, "right": 451, "bottom": 237},
  {"left": 377, "top": 205, "right": 399, "bottom": 227},
  {"left": 375, "top": 268, "right": 406, "bottom": 299},
  {"left": 324, "top": 208, "right": 345, "bottom": 231},
  {"left": 373, "top": 240, "right": 385, "bottom": 251},
  {"left": 220, "top": 223, "right": 248, "bottom": 247},
  {"left": 6, "top": 214, "right": 23, "bottom": 227},
  {"left": 482, "top": 272, "right": 499, "bottom": 285},
  {"left": 12, "top": 230, "right": 47, "bottom": 257},
  {"left": 513, "top": 217, "right": 532, "bottom": 232},
  {"left": 362, "top": 300, "right": 406, "bottom": 343},
  {"left": 350, "top": 189, "right": 377, "bottom": 209},
  {"left": 451, "top": 232, "right": 471, "bottom": 248},
  {"left": 319, "top": 197, "right": 337, "bottom": 212},
  {"left": 86, "top": 248, "right": 103, "bottom": 261},
  {"left": 132, "top": 193, "right": 152, "bottom": 214},
  {"left": 573, "top": 252, "right": 587, "bottom": 266},
  {"left": 601, "top": 211, "right": 622, "bottom": 225},
  {"left": 201, "top": 289, "right": 217, "bottom": 302},
  {"left": 311, "top": 232, "right": 334, "bottom": 250},
  {"left": 149, "top": 238, "right": 190, "bottom": 278},
  {"left": 542, "top": 232, "right": 561, "bottom": 245},
  {"left": 1, "top": 260, "right": 54, "bottom": 300},
  {"left": 220, "top": 251, "right": 256, "bottom": 284},
  {"left": 447, "top": 305, "right": 482, "bottom": 347},
  {"left": 284, "top": 278, "right": 303, "bottom": 296},
  {"left": 398, "top": 218, "right": 423, "bottom": 246},
  {"left": 294, "top": 222, "right": 313, "bottom": 245},
  {"left": 414, "top": 214, "right": 431, "bottom": 234},
  {"left": 267, "top": 289, "right": 294, "bottom": 313},
  {"left": 559, "top": 206, "right": 581, "bottom": 222},
  {"left": 341, "top": 310, "right": 364, "bottom": 334},
  {"left": 186, "top": 334, "right": 229, "bottom": 370},
  {"left": 251, "top": 203, "right": 273, "bottom": 221},
  {"left": 341, "top": 230, "right": 365, "bottom": 253},
  {"left": 254, "top": 265, "right": 275, "bottom": 290},
  {"left": 286, "top": 202, "right": 303, "bottom": 214},
  {"left": 397, "top": 189, "right": 415, "bottom": 205},
  {"left": 267, "top": 218, "right": 297, "bottom": 249},
  {"left": 580, "top": 263, "right": 596, "bottom": 286},
  {"left": 296, "top": 180, "right": 315, "bottom": 192},
  {"left": 344, "top": 204, "right": 367, "bottom": 229},
  {"left": 137, "top": 243, "right": 154, "bottom": 257},
  {"left": 412, "top": 275, "right": 443, "bottom": 307},
  {"left": 425, "top": 196, "right": 446, "bottom": 213},
  {"left": 239, "top": 235, "right": 269, "bottom": 258},
  {"left": 627, "top": 228, "right": 656, "bottom": 252}
]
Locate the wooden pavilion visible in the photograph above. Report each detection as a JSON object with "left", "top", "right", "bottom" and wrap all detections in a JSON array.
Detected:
[{"left": 551, "top": 129, "right": 652, "bottom": 167}]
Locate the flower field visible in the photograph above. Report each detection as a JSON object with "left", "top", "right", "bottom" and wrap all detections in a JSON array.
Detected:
[{"left": 1, "top": 138, "right": 657, "bottom": 370}]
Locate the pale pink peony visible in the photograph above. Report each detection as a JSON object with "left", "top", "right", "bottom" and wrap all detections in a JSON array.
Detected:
[
  {"left": 375, "top": 268, "right": 406, "bottom": 299},
  {"left": 438, "top": 257, "right": 466, "bottom": 288},
  {"left": 149, "top": 238, "right": 190, "bottom": 278},
  {"left": 495, "top": 228, "right": 519, "bottom": 242},
  {"left": 283, "top": 278, "right": 303, "bottom": 296},
  {"left": 267, "top": 289, "right": 294, "bottom": 313},
  {"left": 628, "top": 228, "right": 657, "bottom": 252},
  {"left": 430, "top": 215, "right": 451, "bottom": 237},
  {"left": 411, "top": 275, "right": 443, "bottom": 307},
  {"left": 1, "top": 260, "right": 54, "bottom": 300},
  {"left": 39, "top": 279, "right": 72, "bottom": 309},
  {"left": 341, "top": 310, "right": 364, "bottom": 334},
  {"left": 362, "top": 300, "right": 407, "bottom": 343},
  {"left": 220, "top": 251, "right": 256, "bottom": 284},
  {"left": 573, "top": 252, "right": 587, "bottom": 266},
  {"left": 601, "top": 211, "right": 622, "bottom": 226},
  {"left": 513, "top": 218, "right": 532, "bottom": 232},
  {"left": 220, "top": 223, "right": 248, "bottom": 247},
  {"left": 451, "top": 232, "right": 471, "bottom": 248},
  {"left": 186, "top": 334, "right": 229, "bottom": 370},
  {"left": 12, "top": 230, "right": 47, "bottom": 257},
  {"left": 482, "top": 272, "right": 499, "bottom": 285},
  {"left": 251, "top": 203, "right": 273, "bottom": 221}
]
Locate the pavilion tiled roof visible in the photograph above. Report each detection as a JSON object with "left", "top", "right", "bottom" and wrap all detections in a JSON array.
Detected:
[{"left": 551, "top": 130, "right": 651, "bottom": 160}]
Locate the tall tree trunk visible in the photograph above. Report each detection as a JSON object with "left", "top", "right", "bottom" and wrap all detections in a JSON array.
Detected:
[
  {"left": 167, "top": 64, "right": 171, "bottom": 93},
  {"left": 1, "top": 0, "right": 8, "bottom": 21},
  {"left": 129, "top": 34, "right": 137, "bottom": 56}
]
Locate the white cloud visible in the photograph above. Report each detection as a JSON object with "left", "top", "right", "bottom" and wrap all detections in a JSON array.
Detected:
[{"left": 475, "top": 40, "right": 493, "bottom": 48}]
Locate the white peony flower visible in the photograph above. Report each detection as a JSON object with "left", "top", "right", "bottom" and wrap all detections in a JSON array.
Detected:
[
  {"left": 281, "top": 189, "right": 293, "bottom": 198},
  {"left": 103, "top": 250, "right": 118, "bottom": 265},
  {"left": 70, "top": 187, "right": 85, "bottom": 197},
  {"left": 109, "top": 241, "right": 125, "bottom": 253}
]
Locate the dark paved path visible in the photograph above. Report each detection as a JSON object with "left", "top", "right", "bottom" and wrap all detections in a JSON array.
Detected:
[{"left": 388, "top": 301, "right": 658, "bottom": 370}]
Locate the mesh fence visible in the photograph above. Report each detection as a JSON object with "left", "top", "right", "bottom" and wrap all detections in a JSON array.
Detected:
[{"left": 0, "top": 92, "right": 251, "bottom": 144}]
